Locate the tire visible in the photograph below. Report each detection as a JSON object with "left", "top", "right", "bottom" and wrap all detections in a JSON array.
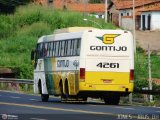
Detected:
[
  {"left": 65, "top": 81, "right": 69, "bottom": 99},
  {"left": 104, "top": 95, "right": 120, "bottom": 105},
  {"left": 41, "top": 94, "right": 49, "bottom": 102},
  {"left": 59, "top": 81, "right": 65, "bottom": 99}
]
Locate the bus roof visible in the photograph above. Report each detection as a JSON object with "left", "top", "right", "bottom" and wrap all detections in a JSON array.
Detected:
[
  {"left": 37, "top": 31, "right": 84, "bottom": 43},
  {"left": 37, "top": 28, "right": 130, "bottom": 43},
  {"left": 54, "top": 27, "right": 98, "bottom": 34}
]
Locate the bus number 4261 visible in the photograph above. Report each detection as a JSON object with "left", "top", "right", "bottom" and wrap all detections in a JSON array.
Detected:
[{"left": 96, "top": 62, "right": 119, "bottom": 68}]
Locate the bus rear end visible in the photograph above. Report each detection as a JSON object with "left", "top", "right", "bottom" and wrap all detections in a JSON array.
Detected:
[{"left": 79, "top": 29, "right": 134, "bottom": 105}]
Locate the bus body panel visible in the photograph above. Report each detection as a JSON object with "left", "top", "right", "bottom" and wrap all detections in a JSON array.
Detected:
[
  {"left": 34, "top": 58, "right": 49, "bottom": 95},
  {"left": 78, "top": 30, "right": 134, "bottom": 93},
  {"left": 43, "top": 56, "right": 79, "bottom": 95},
  {"left": 84, "top": 30, "right": 133, "bottom": 57}
]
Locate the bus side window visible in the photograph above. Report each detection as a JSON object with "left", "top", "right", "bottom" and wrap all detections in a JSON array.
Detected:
[
  {"left": 52, "top": 42, "right": 56, "bottom": 57},
  {"left": 42, "top": 43, "right": 45, "bottom": 57},
  {"left": 67, "top": 40, "right": 71, "bottom": 56},
  {"left": 61, "top": 41, "right": 65, "bottom": 57},
  {"left": 58, "top": 41, "right": 62, "bottom": 57},
  {"left": 55, "top": 42, "right": 57, "bottom": 56},
  {"left": 39, "top": 43, "right": 43, "bottom": 58},
  {"left": 55, "top": 41, "right": 59, "bottom": 57},
  {"left": 77, "top": 39, "right": 81, "bottom": 56},
  {"left": 70, "top": 40, "right": 74, "bottom": 56},
  {"left": 44, "top": 43, "right": 48, "bottom": 57},
  {"left": 58, "top": 41, "right": 61, "bottom": 57},
  {"left": 38, "top": 44, "right": 42, "bottom": 58},
  {"left": 64, "top": 40, "right": 68, "bottom": 56},
  {"left": 73, "top": 39, "right": 78, "bottom": 56},
  {"left": 47, "top": 43, "right": 51, "bottom": 57},
  {"left": 47, "top": 42, "right": 52, "bottom": 57},
  {"left": 50, "top": 42, "right": 53, "bottom": 57}
]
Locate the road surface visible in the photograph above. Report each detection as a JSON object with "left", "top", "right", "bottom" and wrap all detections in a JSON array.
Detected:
[{"left": 0, "top": 91, "right": 160, "bottom": 120}]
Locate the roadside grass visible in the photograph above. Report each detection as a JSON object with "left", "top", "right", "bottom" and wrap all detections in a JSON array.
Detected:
[
  {"left": 134, "top": 50, "right": 160, "bottom": 104},
  {"left": 135, "top": 51, "right": 160, "bottom": 90}
]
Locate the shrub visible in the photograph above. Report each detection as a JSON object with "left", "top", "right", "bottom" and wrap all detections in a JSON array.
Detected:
[
  {"left": 17, "top": 22, "right": 52, "bottom": 37},
  {"left": 0, "top": 15, "right": 12, "bottom": 38}
]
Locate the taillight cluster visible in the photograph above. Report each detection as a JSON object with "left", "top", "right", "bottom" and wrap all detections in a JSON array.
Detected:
[
  {"left": 130, "top": 69, "right": 134, "bottom": 82},
  {"left": 80, "top": 68, "right": 85, "bottom": 79}
]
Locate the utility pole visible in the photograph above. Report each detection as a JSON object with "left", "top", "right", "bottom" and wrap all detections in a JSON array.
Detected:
[
  {"left": 148, "top": 44, "right": 153, "bottom": 102},
  {"left": 129, "top": 93, "right": 132, "bottom": 105},
  {"left": 105, "top": 0, "right": 108, "bottom": 22},
  {"left": 132, "top": 0, "right": 136, "bottom": 53},
  {"left": 83, "top": 0, "right": 88, "bottom": 18},
  {"left": 48, "top": 0, "right": 53, "bottom": 7},
  {"left": 62, "top": 0, "right": 66, "bottom": 10}
]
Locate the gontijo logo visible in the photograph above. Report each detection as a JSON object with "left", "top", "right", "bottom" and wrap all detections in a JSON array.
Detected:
[
  {"left": 97, "top": 34, "right": 120, "bottom": 44},
  {"left": 90, "top": 33, "right": 127, "bottom": 51}
]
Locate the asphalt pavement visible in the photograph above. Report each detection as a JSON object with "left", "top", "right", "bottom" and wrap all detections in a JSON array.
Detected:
[{"left": 0, "top": 90, "right": 160, "bottom": 120}]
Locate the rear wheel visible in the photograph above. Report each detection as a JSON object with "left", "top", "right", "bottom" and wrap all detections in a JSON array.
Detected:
[
  {"left": 104, "top": 95, "right": 120, "bottom": 105},
  {"left": 65, "top": 80, "right": 69, "bottom": 99},
  {"left": 41, "top": 94, "right": 49, "bottom": 102},
  {"left": 59, "top": 81, "right": 65, "bottom": 100}
]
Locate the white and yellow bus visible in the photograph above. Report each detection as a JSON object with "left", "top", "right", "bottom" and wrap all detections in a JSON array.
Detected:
[{"left": 31, "top": 27, "right": 134, "bottom": 105}]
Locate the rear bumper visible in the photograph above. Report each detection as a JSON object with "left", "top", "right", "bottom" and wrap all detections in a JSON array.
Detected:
[{"left": 79, "top": 82, "right": 134, "bottom": 93}]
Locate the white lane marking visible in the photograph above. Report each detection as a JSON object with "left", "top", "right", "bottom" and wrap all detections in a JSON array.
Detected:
[
  {"left": 29, "top": 99, "right": 37, "bottom": 101},
  {"left": 30, "top": 118, "right": 48, "bottom": 120},
  {"left": 10, "top": 96, "right": 21, "bottom": 99},
  {"left": 115, "top": 106, "right": 135, "bottom": 110}
]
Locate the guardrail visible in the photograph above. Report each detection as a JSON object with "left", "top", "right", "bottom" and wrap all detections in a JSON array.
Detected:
[
  {"left": 0, "top": 78, "right": 33, "bottom": 92},
  {"left": 0, "top": 78, "right": 33, "bottom": 84},
  {"left": 134, "top": 88, "right": 160, "bottom": 95}
]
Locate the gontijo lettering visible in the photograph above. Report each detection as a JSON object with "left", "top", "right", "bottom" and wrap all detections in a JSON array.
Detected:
[
  {"left": 90, "top": 46, "right": 127, "bottom": 51},
  {"left": 57, "top": 60, "right": 69, "bottom": 67}
]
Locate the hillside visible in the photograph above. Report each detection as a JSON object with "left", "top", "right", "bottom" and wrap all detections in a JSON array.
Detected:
[{"left": 0, "top": 4, "right": 116, "bottom": 79}]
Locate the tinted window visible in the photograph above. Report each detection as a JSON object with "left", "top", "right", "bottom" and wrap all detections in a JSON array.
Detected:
[{"left": 42, "top": 38, "right": 81, "bottom": 58}]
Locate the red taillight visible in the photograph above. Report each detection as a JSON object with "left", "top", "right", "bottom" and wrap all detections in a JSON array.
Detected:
[
  {"left": 80, "top": 68, "right": 85, "bottom": 79},
  {"left": 130, "top": 69, "right": 134, "bottom": 82}
]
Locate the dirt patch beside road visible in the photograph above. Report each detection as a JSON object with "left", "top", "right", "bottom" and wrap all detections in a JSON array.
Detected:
[{"left": 136, "top": 30, "right": 160, "bottom": 52}]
